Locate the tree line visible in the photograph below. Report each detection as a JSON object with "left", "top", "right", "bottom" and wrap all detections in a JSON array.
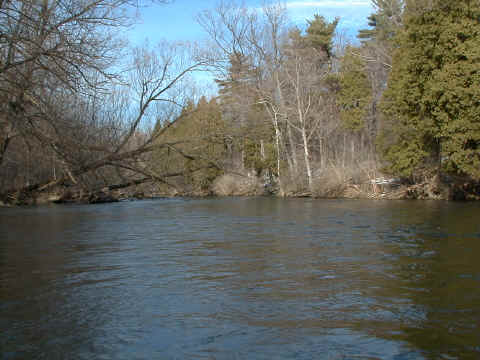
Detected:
[{"left": 1, "top": 0, "right": 479, "bottom": 203}]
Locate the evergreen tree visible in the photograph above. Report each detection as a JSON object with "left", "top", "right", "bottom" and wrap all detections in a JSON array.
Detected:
[
  {"left": 358, "top": 0, "right": 403, "bottom": 43},
  {"left": 215, "top": 53, "right": 258, "bottom": 103},
  {"left": 151, "top": 97, "right": 225, "bottom": 192},
  {"left": 337, "top": 46, "right": 372, "bottom": 132},
  {"left": 380, "top": 0, "right": 480, "bottom": 179},
  {"left": 305, "top": 15, "right": 339, "bottom": 59},
  {"left": 215, "top": 52, "right": 271, "bottom": 173}
]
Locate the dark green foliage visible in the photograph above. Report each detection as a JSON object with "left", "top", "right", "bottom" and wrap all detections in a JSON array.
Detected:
[
  {"left": 243, "top": 136, "right": 276, "bottom": 176},
  {"left": 357, "top": 14, "right": 380, "bottom": 41},
  {"left": 305, "top": 15, "right": 339, "bottom": 58},
  {"left": 215, "top": 53, "right": 258, "bottom": 100},
  {"left": 358, "top": 0, "right": 403, "bottom": 42},
  {"left": 380, "top": 0, "right": 480, "bottom": 178},
  {"left": 337, "top": 46, "right": 372, "bottom": 132},
  {"left": 153, "top": 97, "right": 225, "bottom": 191}
]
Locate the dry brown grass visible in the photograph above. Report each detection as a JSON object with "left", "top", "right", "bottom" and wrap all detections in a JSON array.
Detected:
[
  {"left": 311, "top": 164, "right": 359, "bottom": 198},
  {"left": 212, "top": 173, "right": 260, "bottom": 196},
  {"left": 311, "top": 161, "right": 387, "bottom": 199}
]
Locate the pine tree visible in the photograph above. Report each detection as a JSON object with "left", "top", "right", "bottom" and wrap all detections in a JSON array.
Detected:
[
  {"left": 337, "top": 46, "right": 372, "bottom": 132},
  {"left": 305, "top": 15, "right": 339, "bottom": 59},
  {"left": 380, "top": 0, "right": 480, "bottom": 179},
  {"left": 358, "top": 0, "right": 403, "bottom": 43}
]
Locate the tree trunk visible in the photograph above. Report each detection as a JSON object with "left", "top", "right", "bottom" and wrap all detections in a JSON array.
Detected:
[
  {"left": 260, "top": 139, "right": 265, "bottom": 161},
  {"left": 302, "top": 128, "right": 312, "bottom": 190},
  {"left": 272, "top": 113, "right": 284, "bottom": 195},
  {"left": 351, "top": 138, "right": 355, "bottom": 166},
  {"left": 287, "top": 122, "right": 298, "bottom": 174},
  {"left": 274, "top": 72, "right": 296, "bottom": 176}
]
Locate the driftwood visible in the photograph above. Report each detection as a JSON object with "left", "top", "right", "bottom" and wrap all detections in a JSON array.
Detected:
[
  {"left": 0, "top": 159, "right": 220, "bottom": 205},
  {"left": 0, "top": 177, "right": 155, "bottom": 205}
]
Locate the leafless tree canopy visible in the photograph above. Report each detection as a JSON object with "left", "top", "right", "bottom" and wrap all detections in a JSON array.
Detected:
[{"left": 0, "top": 0, "right": 208, "bottom": 203}]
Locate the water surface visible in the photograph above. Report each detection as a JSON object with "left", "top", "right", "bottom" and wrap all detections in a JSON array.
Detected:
[{"left": 1, "top": 198, "right": 480, "bottom": 359}]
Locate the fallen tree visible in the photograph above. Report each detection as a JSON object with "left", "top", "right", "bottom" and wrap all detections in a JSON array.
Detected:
[{"left": 0, "top": 0, "right": 214, "bottom": 204}]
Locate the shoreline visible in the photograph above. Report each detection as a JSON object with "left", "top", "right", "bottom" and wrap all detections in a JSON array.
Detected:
[{"left": 2, "top": 174, "right": 479, "bottom": 207}]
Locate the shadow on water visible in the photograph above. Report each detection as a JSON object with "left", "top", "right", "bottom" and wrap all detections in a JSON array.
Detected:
[{"left": 1, "top": 198, "right": 480, "bottom": 359}]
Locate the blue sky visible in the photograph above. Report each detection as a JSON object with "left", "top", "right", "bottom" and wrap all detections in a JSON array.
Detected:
[{"left": 127, "top": 0, "right": 374, "bottom": 45}]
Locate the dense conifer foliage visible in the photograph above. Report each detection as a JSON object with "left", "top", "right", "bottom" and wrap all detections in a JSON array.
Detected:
[{"left": 380, "top": 0, "right": 480, "bottom": 179}]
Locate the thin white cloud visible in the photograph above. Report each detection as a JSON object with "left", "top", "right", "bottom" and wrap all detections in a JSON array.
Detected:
[{"left": 286, "top": 1, "right": 371, "bottom": 8}]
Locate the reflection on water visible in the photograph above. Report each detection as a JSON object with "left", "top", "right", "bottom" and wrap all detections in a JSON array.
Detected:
[{"left": 1, "top": 198, "right": 480, "bottom": 359}]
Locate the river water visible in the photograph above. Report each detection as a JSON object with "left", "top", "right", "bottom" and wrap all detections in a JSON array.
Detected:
[{"left": 1, "top": 198, "right": 480, "bottom": 359}]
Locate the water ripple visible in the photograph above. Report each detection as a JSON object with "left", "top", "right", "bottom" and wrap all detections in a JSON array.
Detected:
[{"left": 1, "top": 198, "right": 480, "bottom": 359}]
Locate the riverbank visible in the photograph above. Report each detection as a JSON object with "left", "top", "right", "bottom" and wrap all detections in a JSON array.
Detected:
[
  {"left": 207, "top": 172, "right": 480, "bottom": 201},
  {"left": 1, "top": 172, "right": 479, "bottom": 206}
]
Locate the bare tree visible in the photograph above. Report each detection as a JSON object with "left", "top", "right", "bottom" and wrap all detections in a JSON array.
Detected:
[
  {"left": 0, "top": 1, "right": 211, "bottom": 203},
  {"left": 197, "top": 1, "right": 299, "bottom": 193},
  {"left": 0, "top": 0, "right": 134, "bottom": 162}
]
